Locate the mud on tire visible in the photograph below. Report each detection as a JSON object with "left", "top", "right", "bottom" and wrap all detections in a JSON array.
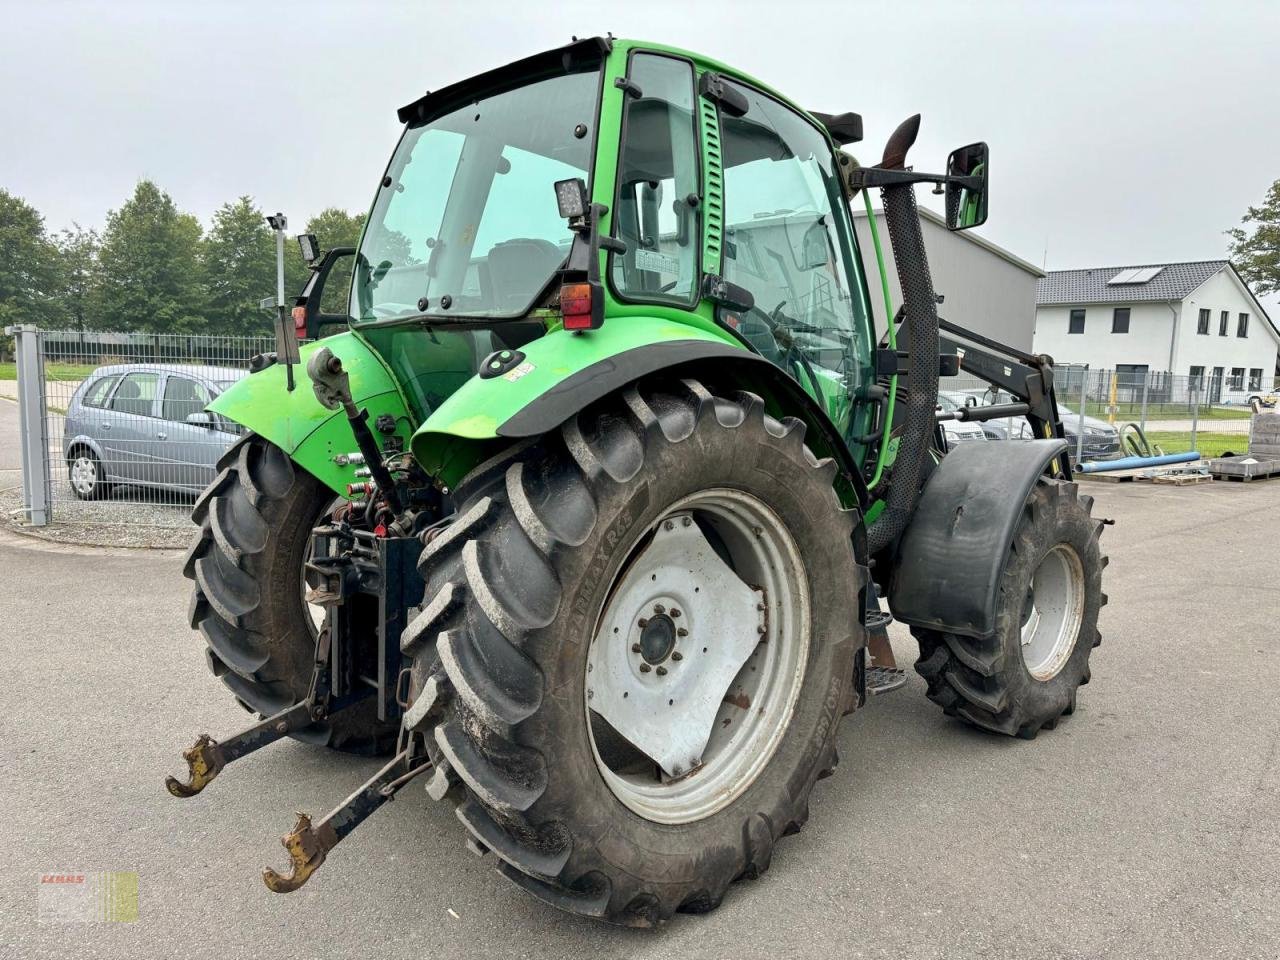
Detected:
[
  {"left": 912, "top": 477, "right": 1107, "bottom": 739},
  {"left": 183, "top": 434, "right": 397, "bottom": 754},
  {"left": 401, "top": 378, "right": 866, "bottom": 926}
]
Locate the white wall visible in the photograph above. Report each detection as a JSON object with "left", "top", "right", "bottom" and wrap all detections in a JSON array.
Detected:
[
  {"left": 1172, "top": 269, "right": 1279, "bottom": 378},
  {"left": 1033, "top": 302, "right": 1181, "bottom": 370},
  {"left": 853, "top": 209, "right": 1041, "bottom": 350},
  {"left": 1033, "top": 268, "right": 1279, "bottom": 378}
]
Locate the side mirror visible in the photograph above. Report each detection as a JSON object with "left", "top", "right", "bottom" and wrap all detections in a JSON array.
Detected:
[
  {"left": 186, "top": 411, "right": 216, "bottom": 428},
  {"left": 800, "top": 221, "right": 828, "bottom": 270},
  {"left": 296, "top": 246, "right": 356, "bottom": 339},
  {"left": 945, "top": 142, "right": 989, "bottom": 231}
]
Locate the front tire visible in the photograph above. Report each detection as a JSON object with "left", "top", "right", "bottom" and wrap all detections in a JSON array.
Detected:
[
  {"left": 69, "top": 447, "right": 107, "bottom": 500},
  {"left": 912, "top": 477, "right": 1106, "bottom": 738},
  {"left": 402, "top": 379, "right": 865, "bottom": 926},
  {"left": 182, "top": 435, "right": 397, "bottom": 754}
]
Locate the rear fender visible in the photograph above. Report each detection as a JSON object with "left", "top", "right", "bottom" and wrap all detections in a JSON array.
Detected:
[
  {"left": 887, "top": 438, "right": 1068, "bottom": 637},
  {"left": 412, "top": 316, "right": 869, "bottom": 508},
  {"left": 208, "top": 331, "right": 412, "bottom": 495}
]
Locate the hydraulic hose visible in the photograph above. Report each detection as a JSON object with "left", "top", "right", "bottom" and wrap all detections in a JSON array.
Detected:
[{"left": 866, "top": 115, "right": 941, "bottom": 556}]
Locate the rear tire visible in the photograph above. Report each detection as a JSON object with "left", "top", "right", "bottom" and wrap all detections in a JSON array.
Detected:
[
  {"left": 912, "top": 478, "right": 1106, "bottom": 739},
  {"left": 182, "top": 434, "right": 397, "bottom": 754},
  {"left": 402, "top": 379, "right": 865, "bottom": 926}
]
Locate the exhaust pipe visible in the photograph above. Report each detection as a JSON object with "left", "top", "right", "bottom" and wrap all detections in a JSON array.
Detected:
[{"left": 867, "top": 115, "right": 941, "bottom": 556}]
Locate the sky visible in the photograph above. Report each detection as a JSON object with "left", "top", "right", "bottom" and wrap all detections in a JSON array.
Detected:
[{"left": 3, "top": 0, "right": 1278, "bottom": 306}]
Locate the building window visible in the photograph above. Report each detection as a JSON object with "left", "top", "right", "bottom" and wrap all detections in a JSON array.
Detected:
[
  {"left": 1068, "top": 308, "right": 1085, "bottom": 334},
  {"left": 1196, "top": 308, "right": 1210, "bottom": 335},
  {"left": 1219, "top": 310, "right": 1229, "bottom": 336},
  {"left": 1229, "top": 367, "right": 1245, "bottom": 389},
  {"left": 1189, "top": 365, "right": 1205, "bottom": 388},
  {"left": 1237, "top": 312, "right": 1249, "bottom": 337},
  {"left": 1249, "top": 368, "right": 1264, "bottom": 389},
  {"left": 1111, "top": 307, "right": 1130, "bottom": 333}
]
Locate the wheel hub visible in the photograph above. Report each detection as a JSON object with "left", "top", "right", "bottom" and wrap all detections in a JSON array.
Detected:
[
  {"left": 1020, "top": 543, "right": 1085, "bottom": 680},
  {"left": 638, "top": 612, "right": 677, "bottom": 665}
]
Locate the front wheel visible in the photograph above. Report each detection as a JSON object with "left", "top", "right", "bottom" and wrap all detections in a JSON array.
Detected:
[
  {"left": 912, "top": 478, "right": 1107, "bottom": 739},
  {"left": 69, "top": 448, "right": 107, "bottom": 500},
  {"left": 403, "top": 379, "right": 865, "bottom": 926}
]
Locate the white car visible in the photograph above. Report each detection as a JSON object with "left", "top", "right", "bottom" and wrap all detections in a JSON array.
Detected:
[{"left": 936, "top": 392, "right": 988, "bottom": 448}]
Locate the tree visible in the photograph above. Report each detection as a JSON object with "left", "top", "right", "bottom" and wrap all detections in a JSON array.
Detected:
[
  {"left": 94, "top": 180, "right": 204, "bottom": 333},
  {"left": 53, "top": 224, "right": 100, "bottom": 332},
  {"left": 1227, "top": 178, "right": 1280, "bottom": 298},
  {"left": 202, "top": 197, "right": 279, "bottom": 336},
  {"left": 0, "top": 189, "right": 63, "bottom": 328},
  {"left": 305, "top": 208, "right": 366, "bottom": 314}
]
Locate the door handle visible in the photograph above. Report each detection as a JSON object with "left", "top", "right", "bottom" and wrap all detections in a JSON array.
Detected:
[
  {"left": 101, "top": 423, "right": 111, "bottom": 430},
  {"left": 157, "top": 432, "right": 167, "bottom": 440}
]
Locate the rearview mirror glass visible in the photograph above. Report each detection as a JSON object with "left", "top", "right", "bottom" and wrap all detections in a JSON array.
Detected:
[
  {"left": 945, "top": 142, "right": 988, "bottom": 231},
  {"left": 186, "top": 411, "right": 215, "bottom": 427}
]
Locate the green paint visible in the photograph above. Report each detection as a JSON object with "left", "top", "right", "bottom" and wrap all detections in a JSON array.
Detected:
[
  {"left": 208, "top": 330, "right": 413, "bottom": 494},
  {"left": 412, "top": 315, "right": 739, "bottom": 480}
]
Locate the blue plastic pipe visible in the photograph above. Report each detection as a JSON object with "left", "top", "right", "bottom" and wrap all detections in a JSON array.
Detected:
[{"left": 1075, "top": 451, "right": 1201, "bottom": 473}]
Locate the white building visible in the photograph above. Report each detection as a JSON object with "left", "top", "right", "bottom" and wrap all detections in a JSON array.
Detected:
[
  {"left": 1034, "top": 261, "right": 1279, "bottom": 400},
  {"left": 853, "top": 206, "right": 1043, "bottom": 351}
]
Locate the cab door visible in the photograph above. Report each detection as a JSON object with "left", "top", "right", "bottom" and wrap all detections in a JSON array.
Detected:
[{"left": 707, "top": 77, "right": 875, "bottom": 452}]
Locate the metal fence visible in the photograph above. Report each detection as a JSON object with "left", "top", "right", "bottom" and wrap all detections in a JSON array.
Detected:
[
  {"left": 5, "top": 326, "right": 272, "bottom": 531},
  {"left": 5, "top": 325, "right": 1276, "bottom": 534},
  {"left": 945, "top": 366, "right": 1273, "bottom": 463}
]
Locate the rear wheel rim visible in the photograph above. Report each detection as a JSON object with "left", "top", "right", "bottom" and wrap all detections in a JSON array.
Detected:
[
  {"left": 71, "top": 456, "right": 96, "bottom": 495},
  {"left": 1020, "top": 543, "right": 1085, "bottom": 680},
  {"left": 586, "top": 489, "right": 810, "bottom": 825}
]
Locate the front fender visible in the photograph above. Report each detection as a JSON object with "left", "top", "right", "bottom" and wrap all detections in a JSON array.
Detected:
[
  {"left": 411, "top": 317, "right": 742, "bottom": 483},
  {"left": 887, "top": 438, "right": 1068, "bottom": 638},
  {"left": 209, "top": 331, "right": 412, "bottom": 495}
]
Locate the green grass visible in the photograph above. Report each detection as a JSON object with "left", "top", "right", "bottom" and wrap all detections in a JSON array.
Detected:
[
  {"left": 1078, "top": 400, "right": 1253, "bottom": 421},
  {"left": 0, "top": 361, "right": 102, "bottom": 381},
  {"left": 1143, "top": 430, "right": 1251, "bottom": 459}
]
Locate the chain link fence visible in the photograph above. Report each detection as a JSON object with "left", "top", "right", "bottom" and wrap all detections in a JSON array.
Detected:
[{"left": 4, "top": 326, "right": 272, "bottom": 544}]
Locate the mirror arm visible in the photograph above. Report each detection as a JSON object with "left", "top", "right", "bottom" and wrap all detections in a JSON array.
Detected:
[{"left": 849, "top": 167, "right": 977, "bottom": 191}]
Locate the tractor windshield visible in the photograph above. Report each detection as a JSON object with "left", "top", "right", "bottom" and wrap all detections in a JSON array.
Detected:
[{"left": 352, "top": 67, "right": 601, "bottom": 323}]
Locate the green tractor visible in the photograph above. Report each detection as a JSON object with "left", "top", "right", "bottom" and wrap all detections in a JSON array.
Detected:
[{"left": 169, "top": 37, "right": 1107, "bottom": 926}]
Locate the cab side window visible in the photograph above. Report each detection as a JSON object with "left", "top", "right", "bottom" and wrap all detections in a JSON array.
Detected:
[{"left": 610, "top": 54, "right": 699, "bottom": 305}]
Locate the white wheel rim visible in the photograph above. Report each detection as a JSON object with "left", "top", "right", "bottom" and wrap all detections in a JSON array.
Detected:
[
  {"left": 586, "top": 489, "right": 810, "bottom": 825},
  {"left": 71, "top": 456, "right": 96, "bottom": 495},
  {"left": 1020, "top": 543, "right": 1085, "bottom": 680}
]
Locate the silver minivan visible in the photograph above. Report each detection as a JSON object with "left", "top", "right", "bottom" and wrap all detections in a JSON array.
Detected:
[{"left": 62, "top": 363, "right": 245, "bottom": 499}]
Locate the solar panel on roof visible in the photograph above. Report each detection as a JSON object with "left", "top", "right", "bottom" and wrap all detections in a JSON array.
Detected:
[{"left": 1108, "top": 266, "right": 1164, "bottom": 285}]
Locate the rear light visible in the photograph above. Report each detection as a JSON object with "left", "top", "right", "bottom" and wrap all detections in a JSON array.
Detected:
[
  {"left": 560, "top": 281, "right": 602, "bottom": 331},
  {"left": 292, "top": 305, "right": 307, "bottom": 337}
]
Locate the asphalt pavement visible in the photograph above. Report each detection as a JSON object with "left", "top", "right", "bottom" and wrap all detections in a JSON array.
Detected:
[{"left": 2, "top": 480, "right": 1278, "bottom": 959}]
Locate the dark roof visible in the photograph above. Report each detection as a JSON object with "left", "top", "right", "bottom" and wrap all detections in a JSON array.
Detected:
[{"left": 1036, "top": 260, "right": 1226, "bottom": 305}]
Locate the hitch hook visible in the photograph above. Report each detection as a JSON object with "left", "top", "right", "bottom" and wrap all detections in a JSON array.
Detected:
[
  {"left": 262, "top": 813, "right": 339, "bottom": 893},
  {"left": 165, "top": 734, "right": 225, "bottom": 798}
]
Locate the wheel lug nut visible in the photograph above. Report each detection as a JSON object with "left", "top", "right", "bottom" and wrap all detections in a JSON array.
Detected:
[
  {"left": 653, "top": 603, "right": 665, "bottom": 614},
  {"left": 677, "top": 627, "right": 688, "bottom": 637},
  {"left": 672, "top": 652, "right": 683, "bottom": 661},
  {"left": 664, "top": 520, "right": 674, "bottom": 531},
  {"left": 638, "top": 618, "right": 649, "bottom": 628},
  {"left": 640, "top": 663, "right": 651, "bottom": 673},
  {"left": 656, "top": 666, "right": 667, "bottom": 676},
  {"left": 670, "top": 609, "right": 681, "bottom": 618},
  {"left": 758, "top": 625, "right": 767, "bottom": 635},
  {"left": 681, "top": 517, "right": 691, "bottom": 527},
  {"left": 631, "top": 643, "right": 642, "bottom": 653}
]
